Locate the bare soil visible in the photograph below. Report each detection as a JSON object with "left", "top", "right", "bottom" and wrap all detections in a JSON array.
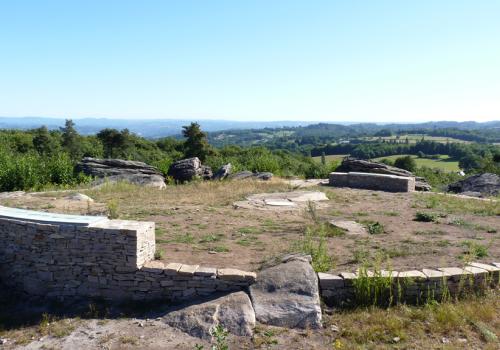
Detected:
[{"left": 2, "top": 180, "right": 497, "bottom": 273}]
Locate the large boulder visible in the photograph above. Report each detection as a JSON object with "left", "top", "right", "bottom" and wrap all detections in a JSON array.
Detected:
[
  {"left": 447, "top": 173, "right": 500, "bottom": 197},
  {"left": 167, "top": 157, "right": 203, "bottom": 182},
  {"left": 76, "top": 158, "right": 166, "bottom": 189},
  {"left": 249, "top": 254, "right": 322, "bottom": 329},
  {"left": 212, "top": 163, "right": 232, "bottom": 180},
  {"left": 163, "top": 291, "right": 255, "bottom": 339},
  {"left": 337, "top": 157, "right": 431, "bottom": 191}
]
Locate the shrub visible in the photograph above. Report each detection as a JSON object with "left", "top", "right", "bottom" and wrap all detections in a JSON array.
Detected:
[
  {"left": 394, "top": 156, "right": 417, "bottom": 172},
  {"left": 415, "top": 212, "right": 439, "bottom": 222}
]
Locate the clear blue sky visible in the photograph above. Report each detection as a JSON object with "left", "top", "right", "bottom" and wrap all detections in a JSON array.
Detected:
[{"left": 0, "top": 0, "right": 499, "bottom": 122}]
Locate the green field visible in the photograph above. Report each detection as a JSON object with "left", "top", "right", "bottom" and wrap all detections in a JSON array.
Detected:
[
  {"left": 373, "top": 154, "right": 460, "bottom": 172},
  {"left": 312, "top": 154, "right": 348, "bottom": 163},
  {"left": 363, "top": 134, "right": 470, "bottom": 144}
]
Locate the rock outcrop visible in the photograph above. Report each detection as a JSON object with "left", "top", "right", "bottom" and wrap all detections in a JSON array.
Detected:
[
  {"left": 212, "top": 163, "right": 232, "bottom": 180},
  {"left": 249, "top": 254, "right": 322, "bottom": 329},
  {"left": 163, "top": 291, "right": 255, "bottom": 339},
  {"left": 76, "top": 158, "right": 166, "bottom": 189},
  {"left": 229, "top": 171, "right": 273, "bottom": 181},
  {"left": 447, "top": 173, "right": 500, "bottom": 197},
  {"left": 336, "top": 157, "right": 431, "bottom": 191},
  {"left": 167, "top": 157, "right": 204, "bottom": 182}
]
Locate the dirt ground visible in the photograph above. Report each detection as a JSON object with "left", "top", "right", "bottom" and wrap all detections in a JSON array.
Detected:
[
  {"left": 0, "top": 180, "right": 499, "bottom": 349},
  {"left": 1, "top": 180, "right": 498, "bottom": 273}
]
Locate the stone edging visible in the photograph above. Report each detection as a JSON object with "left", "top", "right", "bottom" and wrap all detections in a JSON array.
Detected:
[{"left": 318, "top": 262, "right": 500, "bottom": 306}]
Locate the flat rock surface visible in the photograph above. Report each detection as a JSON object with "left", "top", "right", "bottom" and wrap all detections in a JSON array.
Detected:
[
  {"left": 163, "top": 291, "right": 255, "bottom": 339},
  {"left": 233, "top": 191, "right": 329, "bottom": 210},
  {"left": 249, "top": 256, "right": 322, "bottom": 329},
  {"left": 329, "top": 220, "right": 367, "bottom": 235},
  {"left": 288, "top": 179, "right": 329, "bottom": 188}
]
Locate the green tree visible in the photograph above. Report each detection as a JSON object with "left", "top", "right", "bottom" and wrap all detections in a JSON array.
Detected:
[
  {"left": 32, "top": 126, "right": 56, "bottom": 155},
  {"left": 96, "top": 128, "right": 132, "bottom": 158},
  {"left": 394, "top": 155, "right": 417, "bottom": 172},
  {"left": 60, "top": 119, "right": 82, "bottom": 160},
  {"left": 182, "top": 122, "right": 212, "bottom": 161}
]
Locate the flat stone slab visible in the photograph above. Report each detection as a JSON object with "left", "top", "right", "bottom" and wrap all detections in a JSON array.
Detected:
[
  {"left": 234, "top": 191, "right": 329, "bottom": 211},
  {"left": 329, "top": 220, "right": 367, "bottom": 235},
  {"left": 288, "top": 179, "right": 329, "bottom": 188},
  {"left": 0, "top": 205, "right": 107, "bottom": 226},
  {"left": 249, "top": 256, "right": 322, "bottom": 329}
]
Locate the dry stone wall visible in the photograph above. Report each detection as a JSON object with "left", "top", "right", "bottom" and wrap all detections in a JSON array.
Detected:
[
  {"left": 319, "top": 263, "right": 500, "bottom": 306},
  {"left": 0, "top": 216, "right": 255, "bottom": 302},
  {"left": 329, "top": 172, "right": 416, "bottom": 192}
]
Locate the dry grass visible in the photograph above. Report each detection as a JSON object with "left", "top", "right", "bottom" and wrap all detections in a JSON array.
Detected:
[
  {"left": 323, "top": 289, "right": 499, "bottom": 349},
  {"left": 86, "top": 179, "right": 292, "bottom": 217}
]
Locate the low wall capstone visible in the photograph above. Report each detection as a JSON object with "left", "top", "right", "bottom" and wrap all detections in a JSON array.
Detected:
[
  {"left": 329, "top": 172, "right": 416, "bottom": 192},
  {"left": 319, "top": 262, "right": 500, "bottom": 306}
]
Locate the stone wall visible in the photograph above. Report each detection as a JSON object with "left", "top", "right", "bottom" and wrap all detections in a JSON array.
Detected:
[
  {"left": 0, "top": 216, "right": 255, "bottom": 302},
  {"left": 319, "top": 263, "right": 500, "bottom": 306},
  {"left": 329, "top": 172, "right": 416, "bottom": 192}
]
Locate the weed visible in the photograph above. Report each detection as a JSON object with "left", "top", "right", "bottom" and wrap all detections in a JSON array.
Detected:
[
  {"left": 210, "top": 245, "right": 230, "bottom": 253},
  {"left": 414, "top": 229, "right": 446, "bottom": 236},
  {"left": 460, "top": 241, "right": 489, "bottom": 259},
  {"left": 303, "top": 200, "right": 320, "bottom": 224},
  {"left": 106, "top": 199, "right": 119, "bottom": 219},
  {"left": 237, "top": 227, "right": 260, "bottom": 234},
  {"left": 119, "top": 335, "right": 138, "bottom": 345},
  {"left": 292, "top": 226, "right": 334, "bottom": 272},
  {"left": 415, "top": 211, "right": 439, "bottom": 222},
  {"left": 170, "top": 233, "right": 195, "bottom": 244},
  {"left": 360, "top": 220, "right": 385, "bottom": 234},
  {"left": 210, "top": 324, "right": 229, "bottom": 350},
  {"left": 199, "top": 234, "right": 224, "bottom": 243},
  {"left": 154, "top": 248, "right": 164, "bottom": 260}
]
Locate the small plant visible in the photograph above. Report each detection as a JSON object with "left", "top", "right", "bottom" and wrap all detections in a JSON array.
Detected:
[
  {"left": 154, "top": 248, "right": 164, "bottom": 260},
  {"left": 415, "top": 211, "right": 438, "bottom": 222},
  {"left": 460, "top": 241, "right": 489, "bottom": 259},
  {"left": 199, "top": 234, "right": 223, "bottom": 243},
  {"left": 362, "top": 221, "right": 385, "bottom": 234},
  {"left": 304, "top": 200, "right": 320, "bottom": 224},
  {"left": 292, "top": 226, "right": 334, "bottom": 272},
  {"left": 106, "top": 199, "right": 119, "bottom": 219},
  {"left": 210, "top": 324, "right": 229, "bottom": 350}
]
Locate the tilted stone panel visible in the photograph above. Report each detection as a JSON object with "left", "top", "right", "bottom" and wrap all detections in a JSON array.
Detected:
[{"left": 329, "top": 172, "right": 416, "bottom": 192}]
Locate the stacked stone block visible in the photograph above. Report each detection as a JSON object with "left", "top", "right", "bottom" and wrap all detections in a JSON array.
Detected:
[
  {"left": 329, "top": 172, "right": 416, "bottom": 192},
  {"left": 0, "top": 216, "right": 255, "bottom": 302}
]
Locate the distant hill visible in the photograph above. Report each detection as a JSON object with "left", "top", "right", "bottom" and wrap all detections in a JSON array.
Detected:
[{"left": 0, "top": 117, "right": 314, "bottom": 138}]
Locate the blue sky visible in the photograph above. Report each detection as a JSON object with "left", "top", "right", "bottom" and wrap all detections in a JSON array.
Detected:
[{"left": 0, "top": 0, "right": 499, "bottom": 122}]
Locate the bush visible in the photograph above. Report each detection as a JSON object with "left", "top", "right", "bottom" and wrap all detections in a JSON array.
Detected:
[
  {"left": 415, "top": 211, "right": 439, "bottom": 222},
  {"left": 394, "top": 156, "right": 417, "bottom": 172}
]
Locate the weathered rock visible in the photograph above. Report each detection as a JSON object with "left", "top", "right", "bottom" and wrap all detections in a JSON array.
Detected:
[
  {"left": 229, "top": 171, "right": 273, "bottom": 181},
  {"left": 77, "top": 157, "right": 166, "bottom": 189},
  {"left": 447, "top": 173, "right": 500, "bottom": 197},
  {"left": 201, "top": 165, "right": 213, "bottom": 180},
  {"left": 163, "top": 291, "right": 255, "bottom": 339},
  {"left": 212, "top": 163, "right": 232, "bottom": 180},
  {"left": 167, "top": 157, "right": 203, "bottom": 182},
  {"left": 65, "top": 193, "right": 94, "bottom": 202},
  {"left": 249, "top": 255, "right": 322, "bottom": 329},
  {"left": 336, "top": 157, "right": 431, "bottom": 191}
]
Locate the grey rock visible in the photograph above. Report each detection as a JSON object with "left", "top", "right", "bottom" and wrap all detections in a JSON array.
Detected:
[
  {"left": 76, "top": 157, "right": 166, "bottom": 189},
  {"left": 229, "top": 171, "right": 273, "bottom": 181},
  {"left": 167, "top": 157, "right": 203, "bottom": 182},
  {"left": 448, "top": 173, "right": 500, "bottom": 197},
  {"left": 249, "top": 257, "right": 322, "bottom": 329},
  {"left": 337, "top": 157, "right": 431, "bottom": 191},
  {"left": 212, "top": 163, "right": 232, "bottom": 180},
  {"left": 163, "top": 291, "right": 255, "bottom": 339},
  {"left": 201, "top": 165, "right": 213, "bottom": 180},
  {"left": 65, "top": 193, "right": 94, "bottom": 202}
]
